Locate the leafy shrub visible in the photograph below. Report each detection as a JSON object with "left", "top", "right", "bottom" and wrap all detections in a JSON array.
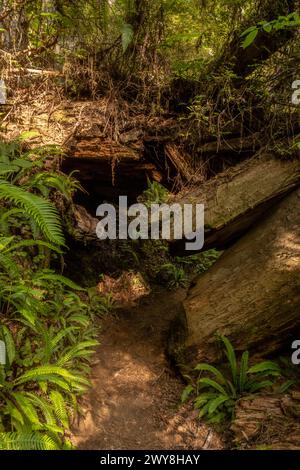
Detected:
[
  {"left": 138, "top": 178, "right": 169, "bottom": 208},
  {"left": 174, "top": 249, "right": 221, "bottom": 275},
  {"left": 241, "top": 12, "right": 300, "bottom": 49},
  {"left": 157, "top": 263, "right": 188, "bottom": 289}
]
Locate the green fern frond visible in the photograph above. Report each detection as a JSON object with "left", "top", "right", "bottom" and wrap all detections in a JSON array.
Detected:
[
  {"left": 14, "top": 365, "right": 79, "bottom": 385},
  {"left": 27, "top": 172, "right": 82, "bottom": 200},
  {"left": 10, "top": 392, "right": 41, "bottom": 426},
  {"left": 220, "top": 335, "right": 237, "bottom": 388},
  {"left": 0, "top": 208, "right": 26, "bottom": 235},
  {"left": 33, "top": 272, "right": 84, "bottom": 290},
  {"left": 23, "top": 392, "right": 59, "bottom": 430},
  {"left": 0, "top": 252, "right": 20, "bottom": 277},
  {"left": 57, "top": 340, "right": 98, "bottom": 366},
  {"left": 0, "top": 432, "right": 60, "bottom": 450},
  {"left": 0, "top": 162, "right": 20, "bottom": 175},
  {"left": 50, "top": 390, "right": 69, "bottom": 429},
  {"left": 4, "top": 239, "right": 62, "bottom": 255},
  {"left": 4, "top": 399, "right": 25, "bottom": 428},
  {"left": 239, "top": 350, "right": 249, "bottom": 392},
  {"left": 14, "top": 365, "right": 90, "bottom": 392},
  {"left": 0, "top": 180, "right": 65, "bottom": 245}
]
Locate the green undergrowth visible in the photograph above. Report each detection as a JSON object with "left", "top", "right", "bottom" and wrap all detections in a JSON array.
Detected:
[
  {"left": 182, "top": 335, "right": 292, "bottom": 425},
  {"left": 123, "top": 180, "right": 221, "bottom": 289},
  {"left": 0, "top": 137, "right": 112, "bottom": 450}
]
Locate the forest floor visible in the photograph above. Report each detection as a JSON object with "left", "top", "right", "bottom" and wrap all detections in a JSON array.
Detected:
[{"left": 71, "top": 286, "right": 225, "bottom": 450}]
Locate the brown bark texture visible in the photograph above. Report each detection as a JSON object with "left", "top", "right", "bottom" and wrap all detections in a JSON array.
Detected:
[
  {"left": 169, "top": 154, "right": 300, "bottom": 254},
  {"left": 231, "top": 393, "right": 300, "bottom": 449},
  {"left": 180, "top": 187, "right": 300, "bottom": 364}
]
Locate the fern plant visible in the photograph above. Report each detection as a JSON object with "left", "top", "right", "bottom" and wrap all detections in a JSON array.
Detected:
[
  {"left": 0, "top": 139, "right": 83, "bottom": 245},
  {"left": 0, "top": 180, "right": 65, "bottom": 245},
  {"left": 182, "top": 336, "right": 282, "bottom": 423},
  {"left": 138, "top": 178, "right": 169, "bottom": 208},
  {"left": 25, "top": 171, "right": 84, "bottom": 200},
  {"left": 0, "top": 139, "right": 106, "bottom": 449},
  {"left": 0, "top": 324, "right": 91, "bottom": 448},
  {"left": 0, "top": 432, "right": 62, "bottom": 450},
  {"left": 0, "top": 247, "right": 102, "bottom": 449},
  {"left": 157, "top": 263, "right": 188, "bottom": 288}
]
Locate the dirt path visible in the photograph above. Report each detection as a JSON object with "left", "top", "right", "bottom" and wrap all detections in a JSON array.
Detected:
[{"left": 72, "top": 287, "right": 223, "bottom": 450}]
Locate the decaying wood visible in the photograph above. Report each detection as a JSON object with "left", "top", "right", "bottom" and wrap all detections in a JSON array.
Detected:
[
  {"left": 97, "top": 272, "right": 150, "bottom": 309},
  {"left": 169, "top": 153, "right": 300, "bottom": 254},
  {"left": 165, "top": 143, "right": 201, "bottom": 183},
  {"left": 62, "top": 119, "right": 202, "bottom": 200},
  {"left": 67, "top": 137, "right": 141, "bottom": 161},
  {"left": 62, "top": 134, "right": 153, "bottom": 200},
  {"left": 2, "top": 97, "right": 194, "bottom": 200},
  {"left": 231, "top": 393, "right": 300, "bottom": 450},
  {"left": 68, "top": 204, "right": 98, "bottom": 243},
  {"left": 176, "top": 188, "right": 300, "bottom": 364}
]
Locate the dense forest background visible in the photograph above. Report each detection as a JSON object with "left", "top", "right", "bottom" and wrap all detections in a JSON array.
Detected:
[{"left": 0, "top": 0, "right": 300, "bottom": 451}]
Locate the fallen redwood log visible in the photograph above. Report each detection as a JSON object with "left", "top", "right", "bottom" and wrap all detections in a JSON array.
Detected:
[
  {"left": 169, "top": 153, "right": 300, "bottom": 255},
  {"left": 3, "top": 95, "right": 193, "bottom": 202},
  {"left": 62, "top": 136, "right": 200, "bottom": 203},
  {"left": 62, "top": 134, "right": 162, "bottom": 202},
  {"left": 68, "top": 154, "right": 300, "bottom": 254},
  {"left": 171, "top": 188, "right": 300, "bottom": 364}
]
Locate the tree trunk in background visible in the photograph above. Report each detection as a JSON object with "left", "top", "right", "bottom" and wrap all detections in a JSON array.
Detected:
[
  {"left": 175, "top": 188, "right": 300, "bottom": 365},
  {"left": 215, "top": 0, "right": 298, "bottom": 80}
]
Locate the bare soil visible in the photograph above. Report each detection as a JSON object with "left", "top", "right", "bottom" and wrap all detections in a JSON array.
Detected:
[{"left": 71, "top": 286, "right": 224, "bottom": 450}]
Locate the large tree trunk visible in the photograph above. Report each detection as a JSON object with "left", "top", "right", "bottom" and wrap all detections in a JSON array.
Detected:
[
  {"left": 172, "top": 188, "right": 300, "bottom": 365},
  {"left": 214, "top": 0, "right": 298, "bottom": 80},
  {"left": 169, "top": 153, "right": 300, "bottom": 255}
]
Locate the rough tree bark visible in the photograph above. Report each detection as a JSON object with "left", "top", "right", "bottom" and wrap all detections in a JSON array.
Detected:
[
  {"left": 172, "top": 187, "right": 300, "bottom": 365},
  {"left": 231, "top": 393, "right": 300, "bottom": 449},
  {"left": 169, "top": 153, "right": 300, "bottom": 255}
]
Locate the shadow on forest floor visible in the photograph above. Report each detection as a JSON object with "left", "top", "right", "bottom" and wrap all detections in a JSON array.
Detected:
[{"left": 71, "top": 286, "right": 224, "bottom": 450}]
